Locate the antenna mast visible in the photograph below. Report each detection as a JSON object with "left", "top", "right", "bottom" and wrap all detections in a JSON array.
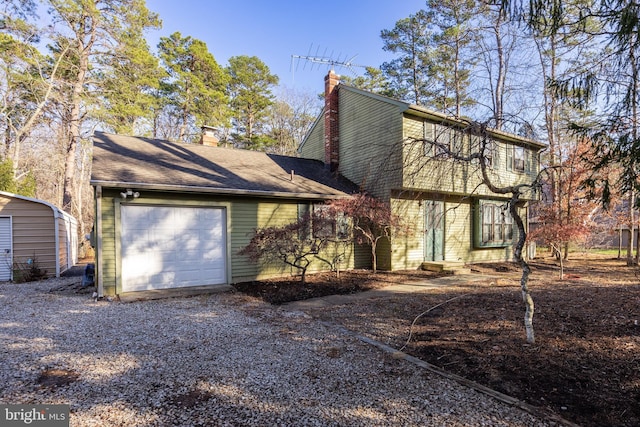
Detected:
[{"left": 291, "top": 45, "right": 368, "bottom": 81}]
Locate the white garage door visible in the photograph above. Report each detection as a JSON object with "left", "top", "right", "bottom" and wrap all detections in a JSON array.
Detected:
[{"left": 121, "top": 205, "right": 227, "bottom": 292}]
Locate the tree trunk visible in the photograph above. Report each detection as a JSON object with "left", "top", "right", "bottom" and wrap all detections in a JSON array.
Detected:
[
  {"left": 629, "top": 42, "right": 639, "bottom": 266},
  {"left": 493, "top": 14, "right": 505, "bottom": 130},
  {"left": 636, "top": 220, "right": 640, "bottom": 265},
  {"left": 476, "top": 122, "right": 538, "bottom": 343},
  {"left": 371, "top": 241, "right": 378, "bottom": 273},
  {"left": 618, "top": 226, "right": 622, "bottom": 259},
  {"left": 10, "top": 45, "right": 69, "bottom": 178},
  {"left": 179, "top": 107, "right": 188, "bottom": 142},
  {"left": 62, "top": 21, "right": 94, "bottom": 214},
  {"left": 627, "top": 192, "right": 635, "bottom": 266},
  {"left": 510, "top": 195, "right": 535, "bottom": 344}
]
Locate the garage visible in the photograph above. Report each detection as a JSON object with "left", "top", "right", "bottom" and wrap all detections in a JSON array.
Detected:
[{"left": 120, "top": 205, "right": 227, "bottom": 292}]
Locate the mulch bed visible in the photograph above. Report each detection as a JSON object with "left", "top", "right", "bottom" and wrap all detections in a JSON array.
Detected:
[
  {"left": 232, "top": 269, "right": 444, "bottom": 304},
  {"left": 233, "top": 255, "right": 640, "bottom": 427}
]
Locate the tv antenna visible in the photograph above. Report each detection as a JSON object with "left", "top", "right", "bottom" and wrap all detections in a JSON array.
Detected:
[{"left": 291, "top": 44, "right": 368, "bottom": 82}]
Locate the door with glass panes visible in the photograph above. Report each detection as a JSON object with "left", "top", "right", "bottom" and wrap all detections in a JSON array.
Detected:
[{"left": 424, "top": 200, "right": 444, "bottom": 261}]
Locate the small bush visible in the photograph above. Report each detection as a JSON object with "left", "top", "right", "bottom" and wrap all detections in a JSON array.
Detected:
[{"left": 13, "top": 256, "right": 47, "bottom": 283}]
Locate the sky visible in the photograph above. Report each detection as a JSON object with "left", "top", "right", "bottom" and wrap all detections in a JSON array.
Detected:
[{"left": 146, "top": 0, "right": 426, "bottom": 94}]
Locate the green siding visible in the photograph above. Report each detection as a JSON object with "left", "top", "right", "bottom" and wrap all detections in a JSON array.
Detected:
[
  {"left": 337, "top": 88, "right": 404, "bottom": 199},
  {"left": 385, "top": 196, "right": 527, "bottom": 269},
  {"left": 299, "top": 115, "right": 325, "bottom": 161},
  {"left": 97, "top": 189, "right": 357, "bottom": 295},
  {"left": 402, "top": 116, "right": 539, "bottom": 201},
  {"left": 297, "top": 84, "right": 543, "bottom": 272}
]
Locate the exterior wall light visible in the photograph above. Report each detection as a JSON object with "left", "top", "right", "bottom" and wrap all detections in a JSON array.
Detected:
[{"left": 120, "top": 189, "right": 140, "bottom": 199}]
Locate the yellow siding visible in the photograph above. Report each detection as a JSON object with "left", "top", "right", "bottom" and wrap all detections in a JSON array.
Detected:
[
  {"left": 230, "top": 201, "right": 299, "bottom": 281},
  {"left": 402, "top": 116, "right": 539, "bottom": 201},
  {"left": 389, "top": 198, "right": 424, "bottom": 270},
  {"left": 443, "top": 200, "right": 470, "bottom": 262},
  {"left": 383, "top": 196, "right": 528, "bottom": 268},
  {"left": 99, "top": 192, "right": 117, "bottom": 293},
  {"left": 232, "top": 201, "right": 356, "bottom": 282}
]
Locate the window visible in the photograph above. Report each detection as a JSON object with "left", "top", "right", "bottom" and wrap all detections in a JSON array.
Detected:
[
  {"left": 298, "top": 203, "right": 350, "bottom": 240},
  {"left": 451, "top": 129, "right": 468, "bottom": 156},
  {"left": 423, "top": 122, "right": 435, "bottom": 156},
  {"left": 476, "top": 200, "right": 514, "bottom": 247},
  {"left": 514, "top": 146, "right": 526, "bottom": 171},
  {"left": 424, "top": 122, "right": 468, "bottom": 157},
  {"left": 312, "top": 205, "right": 335, "bottom": 238},
  {"left": 483, "top": 138, "right": 501, "bottom": 168},
  {"left": 507, "top": 145, "right": 529, "bottom": 172},
  {"left": 434, "top": 124, "right": 451, "bottom": 156},
  {"left": 298, "top": 203, "right": 311, "bottom": 240}
]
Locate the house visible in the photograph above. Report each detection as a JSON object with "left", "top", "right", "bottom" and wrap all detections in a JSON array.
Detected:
[
  {"left": 298, "top": 71, "right": 546, "bottom": 270},
  {"left": 90, "top": 132, "right": 358, "bottom": 297},
  {"left": 0, "top": 191, "right": 78, "bottom": 280}
]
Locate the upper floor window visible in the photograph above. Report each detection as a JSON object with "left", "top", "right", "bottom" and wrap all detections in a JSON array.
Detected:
[
  {"left": 423, "top": 122, "right": 467, "bottom": 157},
  {"left": 507, "top": 144, "right": 531, "bottom": 173},
  {"left": 485, "top": 138, "right": 499, "bottom": 168},
  {"left": 514, "top": 146, "right": 526, "bottom": 171}
]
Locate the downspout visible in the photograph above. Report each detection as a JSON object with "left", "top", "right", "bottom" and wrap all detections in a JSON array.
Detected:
[
  {"left": 67, "top": 217, "right": 72, "bottom": 270},
  {"left": 96, "top": 185, "right": 104, "bottom": 298}
]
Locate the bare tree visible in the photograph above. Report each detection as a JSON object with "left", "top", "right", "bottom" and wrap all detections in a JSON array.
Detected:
[
  {"left": 238, "top": 210, "right": 338, "bottom": 285},
  {"left": 369, "top": 119, "right": 543, "bottom": 343}
]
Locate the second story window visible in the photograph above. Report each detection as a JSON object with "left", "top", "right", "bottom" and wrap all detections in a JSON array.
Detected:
[
  {"left": 507, "top": 145, "right": 530, "bottom": 173},
  {"left": 514, "top": 146, "right": 526, "bottom": 171},
  {"left": 424, "top": 122, "right": 467, "bottom": 158},
  {"left": 485, "top": 139, "right": 498, "bottom": 168},
  {"left": 434, "top": 125, "right": 451, "bottom": 155}
]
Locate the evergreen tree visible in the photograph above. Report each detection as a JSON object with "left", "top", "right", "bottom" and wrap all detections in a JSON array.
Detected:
[
  {"left": 99, "top": 30, "right": 164, "bottom": 135},
  {"left": 227, "top": 55, "right": 279, "bottom": 149},
  {"left": 424, "top": 0, "right": 478, "bottom": 116},
  {"left": 339, "top": 67, "right": 392, "bottom": 95},
  {"left": 44, "top": 0, "right": 161, "bottom": 213},
  {"left": 380, "top": 11, "right": 433, "bottom": 105},
  {"left": 158, "top": 32, "right": 229, "bottom": 143}
]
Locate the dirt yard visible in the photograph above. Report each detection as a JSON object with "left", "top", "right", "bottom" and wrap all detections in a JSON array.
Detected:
[{"left": 234, "top": 254, "right": 640, "bottom": 427}]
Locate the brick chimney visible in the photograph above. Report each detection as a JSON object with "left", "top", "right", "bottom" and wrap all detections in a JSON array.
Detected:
[
  {"left": 200, "top": 125, "right": 219, "bottom": 147},
  {"left": 324, "top": 70, "right": 340, "bottom": 171}
]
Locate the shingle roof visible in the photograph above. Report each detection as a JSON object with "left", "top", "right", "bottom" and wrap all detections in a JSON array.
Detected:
[{"left": 90, "top": 132, "right": 357, "bottom": 199}]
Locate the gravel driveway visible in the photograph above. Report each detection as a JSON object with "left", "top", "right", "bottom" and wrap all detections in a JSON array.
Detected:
[{"left": 0, "top": 277, "right": 557, "bottom": 426}]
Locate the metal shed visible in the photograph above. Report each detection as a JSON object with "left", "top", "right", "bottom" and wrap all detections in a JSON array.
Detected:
[{"left": 0, "top": 191, "right": 78, "bottom": 280}]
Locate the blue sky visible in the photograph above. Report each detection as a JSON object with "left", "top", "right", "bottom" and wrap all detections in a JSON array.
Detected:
[{"left": 146, "top": 1, "right": 426, "bottom": 94}]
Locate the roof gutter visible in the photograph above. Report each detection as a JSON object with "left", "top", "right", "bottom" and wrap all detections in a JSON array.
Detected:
[
  {"left": 89, "top": 180, "right": 354, "bottom": 200},
  {"left": 406, "top": 106, "right": 547, "bottom": 151}
]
